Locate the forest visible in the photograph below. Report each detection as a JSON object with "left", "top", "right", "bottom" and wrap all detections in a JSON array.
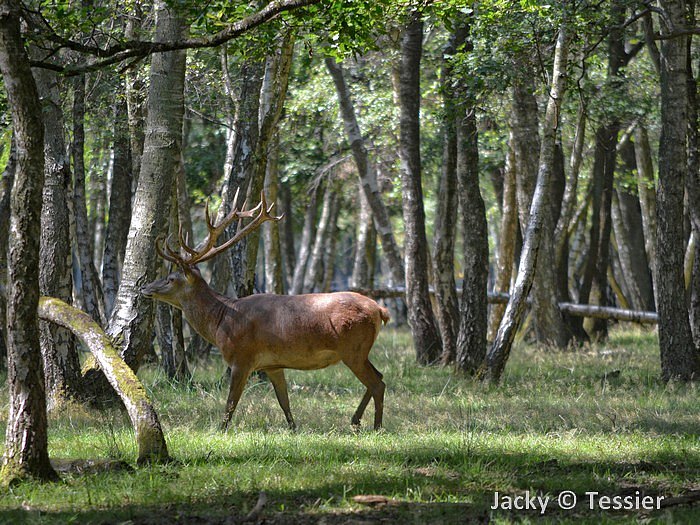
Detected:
[{"left": 0, "top": 0, "right": 699, "bottom": 522}]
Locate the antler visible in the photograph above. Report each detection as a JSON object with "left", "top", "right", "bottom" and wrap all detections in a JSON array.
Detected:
[{"left": 157, "top": 189, "right": 283, "bottom": 269}]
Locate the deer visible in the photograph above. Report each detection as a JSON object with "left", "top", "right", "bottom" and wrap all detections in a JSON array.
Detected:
[{"left": 141, "top": 190, "right": 389, "bottom": 431}]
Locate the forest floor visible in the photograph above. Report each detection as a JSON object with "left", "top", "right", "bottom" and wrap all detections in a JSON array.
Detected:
[{"left": 0, "top": 326, "right": 698, "bottom": 524}]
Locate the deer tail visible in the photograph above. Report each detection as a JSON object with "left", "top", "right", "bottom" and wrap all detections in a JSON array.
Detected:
[{"left": 379, "top": 306, "right": 390, "bottom": 325}]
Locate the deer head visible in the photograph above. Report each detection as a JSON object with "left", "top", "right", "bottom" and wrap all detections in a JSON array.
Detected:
[{"left": 142, "top": 189, "right": 282, "bottom": 305}]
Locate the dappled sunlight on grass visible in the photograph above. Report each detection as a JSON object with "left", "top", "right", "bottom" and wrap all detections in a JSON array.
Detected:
[{"left": 0, "top": 326, "right": 698, "bottom": 523}]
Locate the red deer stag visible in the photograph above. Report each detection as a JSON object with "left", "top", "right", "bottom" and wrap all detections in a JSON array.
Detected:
[{"left": 142, "top": 190, "right": 389, "bottom": 430}]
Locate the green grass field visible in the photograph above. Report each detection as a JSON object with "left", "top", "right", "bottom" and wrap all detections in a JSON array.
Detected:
[{"left": 0, "top": 326, "right": 698, "bottom": 523}]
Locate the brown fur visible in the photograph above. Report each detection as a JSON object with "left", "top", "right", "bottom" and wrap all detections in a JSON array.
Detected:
[{"left": 142, "top": 267, "right": 387, "bottom": 430}]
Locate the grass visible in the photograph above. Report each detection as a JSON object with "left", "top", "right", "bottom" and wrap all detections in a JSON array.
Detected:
[{"left": 0, "top": 325, "right": 698, "bottom": 523}]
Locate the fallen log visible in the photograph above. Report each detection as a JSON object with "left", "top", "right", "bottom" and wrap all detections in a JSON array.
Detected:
[{"left": 350, "top": 288, "right": 658, "bottom": 324}]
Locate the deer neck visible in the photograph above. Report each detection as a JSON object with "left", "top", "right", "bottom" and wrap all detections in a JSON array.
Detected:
[{"left": 179, "top": 283, "right": 232, "bottom": 346}]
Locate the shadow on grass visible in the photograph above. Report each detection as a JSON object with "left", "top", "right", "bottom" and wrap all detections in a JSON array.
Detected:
[{"left": 2, "top": 441, "right": 697, "bottom": 524}]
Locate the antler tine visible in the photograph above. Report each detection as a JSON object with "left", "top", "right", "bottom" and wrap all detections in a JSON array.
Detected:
[
  {"left": 155, "top": 234, "right": 184, "bottom": 267},
  {"left": 194, "top": 192, "right": 283, "bottom": 265},
  {"left": 178, "top": 225, "right": 198, "bottom": 257}
]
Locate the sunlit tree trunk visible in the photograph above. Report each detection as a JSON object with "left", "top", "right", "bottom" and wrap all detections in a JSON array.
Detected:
[
  {"left": 398, "top": 15, "right": 442, "bottom": 364},
  {"left": 0, "top": 0, "right": 58, "bottom": 483},
  {"left": 511, "top": 72, "right": 569, "bottom": 347}
]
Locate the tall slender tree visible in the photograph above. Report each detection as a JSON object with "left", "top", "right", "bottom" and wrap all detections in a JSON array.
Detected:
[
  {"left": 398, "top": 13, "right": 442, "bottom": 364},
  {"left": 0, "top": 0, "right": 58, "bottom": 483}
]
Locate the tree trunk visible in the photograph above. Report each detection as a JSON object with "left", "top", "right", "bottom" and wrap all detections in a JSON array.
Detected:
[
  {"left": 685, "top": 29, "right": 700, "bottom": 347},
  {"left": 125, "top": 0, "right": 145, "bottom": 189},
  {"left": 73, "top": 74, "right": 105, "bottom": 326},
  {"left": 239, "top": 32, "right": 295, "bottom": 298},
  {"left": 433, "top": 28, "right": 461, "bottom": 364},
  {"left": 89, "top": 0, "right": 188, "bottom": 378},
  {"left": 351, "top": 184, "right": 377, "bottom": 290},
  {"left": 210, "top": 49, "right": 263, "bottom": 299},
  {"left": 325, "top": 56, "right": 405, "bottom": 287},
  {"left": 398, "top": 15, "right": 442, "bottom": 365},
  {"left": 291, "top": 182, "right": 321, "bottom": 294},
  {"left": 656, "top": 0, "right": 700, "bottom": 380},
  {"left": 303, "top": 181, "right": 337, "bottom": 293},
  {"left": 263, "top": 133, "right": 285, "bottom": 294},
  {"left": 488, "top": 137, "right": 517, "bottom": 343},
  {"left": 484, "top": 24, "right": 568, "bottom": 383},
  {"left": 322, "top": 192, "right": 341, "bottom": 292},
  {"left": 634, "top": 125, "right": 658, "bottom": 283},
  {"left": 612, "top": 141, "right": 654, "bottom": 311},
  {"left": 34, "top": 67, "right": 82, "bottom": 409},
  {"left": 0, "top": 133, "right": 15, "bottom": 369},
  {"left": 38, "top": 297, "right": 170, "bottom": 465},
  {"left": 454, "top": 98, "right": 489, "bottom": 373},
  {"left": 511, "top": 72, "right": 570, "bottom": 347},
  {"left": 0, "top": 0, "right": 58, "bottom": 483},
  {"left": 279, "top": 180, "right": 296, "bottom": 290},
  {"left": 102, "top": 86, "right": 133, "bottom": 318}
]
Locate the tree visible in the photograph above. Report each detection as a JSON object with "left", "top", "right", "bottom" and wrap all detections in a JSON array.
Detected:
[
  {"left": 398, "top": 13, "right": 442, "bottom": 364},
  {"left": 0, "top": 0, "right": 58, "bottom": 484},
  {"left": 655, "top": 0, "right": 700, "bottom": 380},
  {"left": 84, "top": 0, "right": 189, "bottom": 379},
  {"left": 484, "top": 22, "right": 569, "bottom": 383},
  {"left": 34, "top": 67, "right": 82, "bottom": 407}
]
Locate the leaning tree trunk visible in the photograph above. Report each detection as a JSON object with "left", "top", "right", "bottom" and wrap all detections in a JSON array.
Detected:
[
  {"left": 398, "top": 15, "right": 442, "bottom": 365},
  {"left": 38, "top": 298, "right": 170, "bottom": 465},
  {"left": 656, "top": 0, "right": 700, "bottom": 380},
  {"left": 34, "top": 67, "right": 82, "bottom": 408},
  {"left": 484, "top": 24, "right": 569, "bottom": 383},
  {"left": 102, "top": 88, "right": 133, "bottom": 318},
  {"left": 326, "top": 56, "right": 405, "bottom": 288},
  {"left": 85, "top": 0, "right": 188, "bottom": 381},
  {"left": 0, "top": 0, "right": 58, "bottom": 483},
  {"left": 511, "top": 73, "right": 570, "bottom": 347},
  {"left": 303, "top": 181, "right": 337, "bottom": 293},
  {"left": 433, "top": 27, "right": 461, "bottom": 365}
]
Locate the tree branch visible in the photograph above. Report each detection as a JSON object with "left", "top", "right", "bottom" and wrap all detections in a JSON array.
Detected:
[{"left": 27, "top": 0, "right": 322, "bottom": 76}]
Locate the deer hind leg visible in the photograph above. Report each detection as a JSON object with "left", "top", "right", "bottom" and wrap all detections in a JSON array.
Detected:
[
  {"left": 222, "top": 365, "right": 252, "bottom": 432},
  {"left": 345, "top": 359, "right": 385, "bottom": 430},
  {"left": 266, "top": 368, "right": 296, "bottom": 430}
]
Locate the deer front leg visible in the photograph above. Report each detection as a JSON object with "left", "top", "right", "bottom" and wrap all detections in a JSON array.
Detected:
[
  {"left": 221, "top": 365, "right": 252, "bottom": 432},
  {"left": 266, "top": 368, "right": 296, "bottom": 430}
]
